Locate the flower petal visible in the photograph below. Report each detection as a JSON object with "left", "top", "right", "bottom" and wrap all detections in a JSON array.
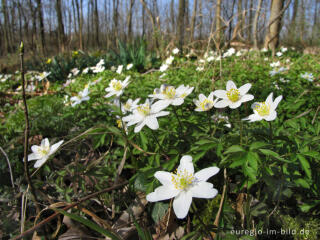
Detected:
[
  {"left": 151, "top": 100, "right": 170, "bottom": 113},
  {"left": 134, "top": 121, "right": 146, "bottom": 133},
  {"left": 42, "top": 138, "right": 50, "bottom": 148},
  {"left": 195, "top": 167, "right": 220, "bottom": 181},
  {"left": 191, "top": 182, "right": 218, "bottom": 198},
  {"left": 271, "top": 95, "right": 282, "bottom": 111},
  {"left": 178, "top": 155, "right": 194, "bottom": 174},
  {"left": 229, "top": 100, "right": 242, "bottom": 109},
  {"left": 49, "top": 140, "right": 64, "bottom": 155},
  {"left": 226, "top": 80, "right": 237, "bottom": 91},
  {"left": 145, "top": 116, "right": 159, "bottom": 130},
  {"left": 214, "top": 99, "right": 230, "bottom": 108},
  {"left": 213, "top": 90, "right": 227, "bottom": 99},
  {"left": 146, "top": 185, "right": 179, "bottom": 202},
  {"left": 27, "top": 153, "right": 40, "bottom": 161},
  {"left": 265, "top": 92, "right": 274, "bottom": 105},
  {"left": 240, "top": 94, "right": 254, "bottom": 103},
  {"left": 154, "top": 171, "right": 173, "bottom": 186},
  {"left": 265, "top": 111, "right": 277, "bottom": 121},
  {"left": 238, "top": 83, "right": 252, "bottom": 95},
  {"left": 34, "top": 157, "right": 48, "bottom": 168},
  {"left": 154, "top": 111, "right": 170, "bottom": 118},
  {"left": 173, "top": 191, "right": 193, "bottom": 219},
  {"left": 172, "top": 98, "right": 184, "bottom": 106}
]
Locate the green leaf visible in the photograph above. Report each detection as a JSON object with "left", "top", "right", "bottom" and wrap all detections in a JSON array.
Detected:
[
  {"left": 297, "top": 154, "right": 311, "bottom": 179},
  {"left": 151, "top": 202, "right": 169, "bottom": 223},
  {"left": 259, "top": 149, "right": 291, "bottom": 163},
  {"left": 224, "top": 145, "right": 245, "bottom": 154},
  {"left": 139, "top": 131, "right": 148, "bottom": 150},
  {"left": 247, "top": 151, "right": 259, "bottom": 171},
  {"left": 294, "top": 178, "right": 310, "bottom": 189},
  {"left": 54, "top": 208, "right": 122, "bottom": 239},
  {"left": 249, "top": 141, "right": 269, "bottom": 151}
]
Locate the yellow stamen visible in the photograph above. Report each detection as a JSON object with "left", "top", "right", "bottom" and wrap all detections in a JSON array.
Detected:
[
  {"left": 254, "top": 102, "right": 270, "bottom": 116},
  {"left": 171, "top": 168, "right": 195, "bottom": 190},
  {"left": 137, "top": 104, "right": 150, "bottom": 116},
  {"left": 111, "top": 81, "right": 123, "bottom": 91},
  {"left": 163, "top": 86, "right": 176, "bottom": 99},
  {"left": 226, "top": 88, "right": 240, "bottom": 102},
  {"left": 200, "top": 99, "right": 213, "bottom": 111}
]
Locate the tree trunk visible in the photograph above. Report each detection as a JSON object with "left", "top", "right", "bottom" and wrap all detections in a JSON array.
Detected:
[
  {"left": 253, "top": 0, "right": 263, "bottom": 49},
  {"left": 247, "top": 0, "right": 253, "bottom": 41},
  {"left": 170, "top": 0, "right": 175, "bottom": 33},
  {"left": 36, "top": 0, "right": 46, "bottom": 55},
  {"left": 215, "top": 0, "right": 222, "bottom": 49},
  {"left": 198, "top": 0, "right": 203, "bottom": 39},
  {"left": 1, "top": 0, "right": 11, "bottom": 53},
  {"left": 75, "top": 0, "right": 83, "bottom": 49},
  {"left": 72, "top": 0, "right": 78, "bottom": 35},
  {"left": 190, "top": 0, "right": 198, "bottom": 42},
  {"left": 264, "top": 0, "right": 285, "bottom": 54},
  {"left": 237, "top": 0, "right": 243, "bottom": 39},
  {"left": 127, "top": 0, "right": 135, "bottom": 41},
  {"left": 93, "top": 0, "right": 99, "bottom": 46},
  {"left": 177, "top": 0, "right": 186, "bottom": 51},
  {"left": 112, "top": 0, "right": 119, "bottom": 44}
]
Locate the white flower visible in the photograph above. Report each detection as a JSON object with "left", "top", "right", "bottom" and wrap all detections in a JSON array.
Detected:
[
  {"left": 223, "top": 48, "right": 235, "bottom": 58},
  {"left": 264, "top": 57, "right": 269, "bottom": 61},
  {"left": 122, "top": 99, "right": 170, "bottom": 133},
  {"left": 213, "top": 81, "right": 254, "bottom": 109},
  {"left": 269, "top": 67, "right": 287, "bottom": 76},
  {"left": 172, "top": 48, "right": 180, "bottom": 55},
  {"left": 71, "top": 68, "right": 80, "bottom": 76},
  {"left": 212, "top": 114, "right": 231, "bottom": 128},
  {"left": 83, "top": 67, "right": 90, "bottom": 74},
  {"left": 270, "top": 61, "right": 280, "bottom": 68},
  {"left": 194, "top": 92, "right": 217, "bottom": 111},
  {"left": 279, "top": 78, "right": 290, "bottom": 83},
  {"left": 104, "top": 76, "right": 130, "bottom": 98},
  {"left": 91, "top": 65, "right": 105, "bottom": 73},
  {"left": 116, "top": 65, "right": 124, "bottom": 74},
  {"left": 206, "top": 56, "right": 215, "bottom": 62},
  {"left": 159, "top": 64, "right": 169, "bottom": 72},
  {"left": 159, "top": 73, "right": 167, "bottom": 79},
  {"left": 146, "top": 155, "right": 219, "bottom": 219},
  {"left": 36, "top": 71, "right": 51, "bottom": 81},
  {"left": 300, "top": 72, "right": 314, "bottom": 82},
  {"left": 68, "top": 73, "right": 73, "bottom": 79},
  {"left": 126, "top": 63, "right": 133, "bottom": 70},
  {"left": 26, "top": 83, "right": 36, "bottom": 92},
  {"left": 196, "top": 66, "right": 204, "bottom": 72},
  {"left": 261, "top": 48, "right": 268, "bottom": 52},
  {"left": 276, "top": 52, "right": 283, "bottom": 57},
  {"left": 27, "top": 138, "right": 64, "bottom": 168},
  {"left": 165, "top": 56, "right": 174, "bottom": 65},
  {"left": 149, "top": 84, "right": 194, "bottom": 109},
  {"left": 70, "top": 87, "right": 90, "bottom": 106},
  {"left": 199, "top": 59, "right": 206, "bottom": 64},
  {"left": 122, "top": 98, "right": 140, "bottom": 113},
  {"left": 110, "top": 66, "right": 116, "bottom": 71},
  {"left": 281, "top": 47, "right": 287, "bottom": 52},
  {"left": 236, "top": 51, "right": 242, "bottom": 57},
  {"left": 243, "top": 92, "right": 282, "bottom": 122}
]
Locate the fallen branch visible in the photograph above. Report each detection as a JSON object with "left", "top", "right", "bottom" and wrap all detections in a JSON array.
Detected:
[{"left": 13, "top": 180, "right": 129, "bottom": 240}]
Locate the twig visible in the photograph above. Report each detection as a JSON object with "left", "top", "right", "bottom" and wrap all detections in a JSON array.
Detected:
[
  {"left": 212, "top": 168, "right": 227, "bottom": 238},
  {"left": 20, "top": 42, "right": 41, "bottom": 215},
  {"left": 13, "top": 180, "right": 128, "bottom": 240},
  {"left": 312, "top": 105, "right": 320, "bottom": 125},
  {"left": 0, "top": 146, "right": 15, "bottom": 189}
]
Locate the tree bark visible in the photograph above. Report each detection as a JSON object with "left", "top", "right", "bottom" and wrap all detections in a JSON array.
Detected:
[
  {"left": 1, "top": 0, "right": 11, "bottom": 53},
  {"left": 177, "top": 0, "right": 186, "bottom": 51},
  {"left": 55, "top": 0, "right": 65, "bottom": 52},
  {"left": 127, "top": 0, "right": 135, "bottom": 41},
  {"left": 36, "top": 0, "right": 46, "bottom": 55},
  {"left": 93, "top": 0, "right": 99, "bottom": 46},
  {"left": 264, "top": 0, "right": 285, "bottom": 54},
  {"left": 253, "top": 0, "right": 263, "bottom": 49},
  {"left": 198, "top": 0, "right": 203, "bottom": 39},
  {"left": 170, "top": 0, "right": 175, "bottom": 33},
  {"left": 215, "top": 0, "right": 222, "bottom": 49},
  {"left": 190, "top": 0, "right": 198, "bottom": 42}
]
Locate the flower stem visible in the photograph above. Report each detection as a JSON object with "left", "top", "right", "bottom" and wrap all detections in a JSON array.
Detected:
[
  {"left": 207, "top": 111, "right": 212, "bottom": 133},
  {"left": 269, "top": 121, "right": 273, "bottom": 144},
  {"left": 238, "top": 111, "right": 243, "bottom": 145},
  {"left": 151, "top": 130, "right": 164, "bottom": 154},
  {"left": 173, "top": 107, "right": 183, "bottom": 137}
]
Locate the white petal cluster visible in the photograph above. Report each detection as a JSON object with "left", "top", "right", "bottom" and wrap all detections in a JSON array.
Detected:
[
  {"left": 300, "top": 72, "right": 314, "bottom": 82},
  {"left": 126, "top": 63, "right": 133, "bottom": 70},
  {"left": 194, "top": 92, "right": 217, "bottom": 111},
  {"left": 27, "top": 138, "right": 64, "bottom": 168},
  {"left": 104, "top": 76, "right": 130, "bottom": 98},
  {"left": 35, "top": 71, "right": 51, "bottom": 81},
  {"left": 147, "top": 155, "right": 219, "bottom": 219},
  {"left": 91, "top": 59, "right": 105, "bottom": 73},
  {"left": 223, "top": 48, "right": 236, "bottom": 58},
  {"left": 70, "top": 86, "right": 90, "bottom": 106},
  {"left": 243, "top": 92, "right": 282, "bottom": 122},
  {"left": 172, "top": 48, "right": 180, "bottom": 55},
  {"left": 149, "top": 84, "right": 194, "bottom": 109},
  {"left": 122, "top": 98, "right": 140, "bottom": 114},
  {"left": 116, "top": 65, "right": 123, "bottom": 74},
  {"left": 213, "top": 80, "right": 254, "bottom": 109},
  {"left": 122, "top": 99, "right": 170, "bottom": 133}
]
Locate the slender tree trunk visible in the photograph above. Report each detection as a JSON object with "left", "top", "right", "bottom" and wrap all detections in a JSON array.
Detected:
[
  {"left": 215, "top": 0, "right": 222, "bottom": 49},
  {"left": 190, "top": 0, "right": 198, "bottom": 42},
  {"left": 253, "top": 0, "right": 263, "bottom": 49},
  {"left": 1, "top": 0, "right": 11, "bottom": 53},
  {"left": 237, "top": 0, "right": 243, "bottom": 39},
  {"left": 264, "top": 0, "right": 285, "bottom": 53},
  {"left": 72, "top": 0, "right": 78, "bottom": 35},
  {"left": 93, "top": 0, "right": 99, "bottom": 46},
  {"left": 127, "top": 0, "right": 135, "bottom": 41},
  {"left": 36, "top": 0, "right": 46, "bottom": 55},
  {"left": 198, "top": 0, "right": 203, "bottom": 39},
  {"left": 17, "top": 0, "right": 23, "bottom": 43},
  {"left": 170, "top": 0, "right": 175, "bottom": 33},
  {"left": 247, "top": 0, "right": 253, "bottom": 41},
  {"left": 113, "top": 0, "right": 119, "bottom": 44},
  {"left": 55, "top": 0, "right": 65, "bottom": 52},
  {"left": 177, "top": 0, "right": 186, "bottom": 51},
  {"left": 142, "top": 1, "right": 145, "bottom": 36}
]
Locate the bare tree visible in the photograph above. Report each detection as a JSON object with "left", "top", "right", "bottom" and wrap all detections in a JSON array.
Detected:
[
  {"left": 55, "top": 0, "right": 65, "bottom": 52},
  {"left": 36, "top": 0, "right": 46, "bottom": 55},
  {"left": 177, "top": 0, "right": 186, "bottom": 51},
  {"left": 216, "top": 0, "right": 222, "bottom": 49},
  {"left": 190, "top": 0, "right": 198, "bottom": 42},
  {"left": 253, "top": 0, "right": 263, "bottom": 49},
  {"left": 93, "top": 0, "right": 99, "bottom": 46},
  {"left": 1, "top": 0, "right": 11, "bottom": 53},
  {"left": 127, "top": 0, "right": 135, "bottom": 41}
]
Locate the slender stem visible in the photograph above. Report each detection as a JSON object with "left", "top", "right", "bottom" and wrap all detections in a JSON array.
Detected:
[
  {"left": 238, "top": 111, "right": 243, "bottom": 145},
  {"left": 173, "top": 107, "right": 183, "bottom": 136},
  {"left": 207, "top": 111, "right": 212, "bottom": 133},
  {"left": 0, "top": 146, "right": 15, "bottom": 189},
  {"left": 151, "top": 130, "right": 164, "bottom": 153},
  {"left": 191, "top": 204, "right": 213, "bottom": 240},
  {"left": 13, "top": 181, "right": 128, "bottom": 240},
  {"left": 269, "top": 121, "right": 273, "bottom": 144},
  {"left": 20, "top": 42, "right": 41, "bottom": 214}
]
